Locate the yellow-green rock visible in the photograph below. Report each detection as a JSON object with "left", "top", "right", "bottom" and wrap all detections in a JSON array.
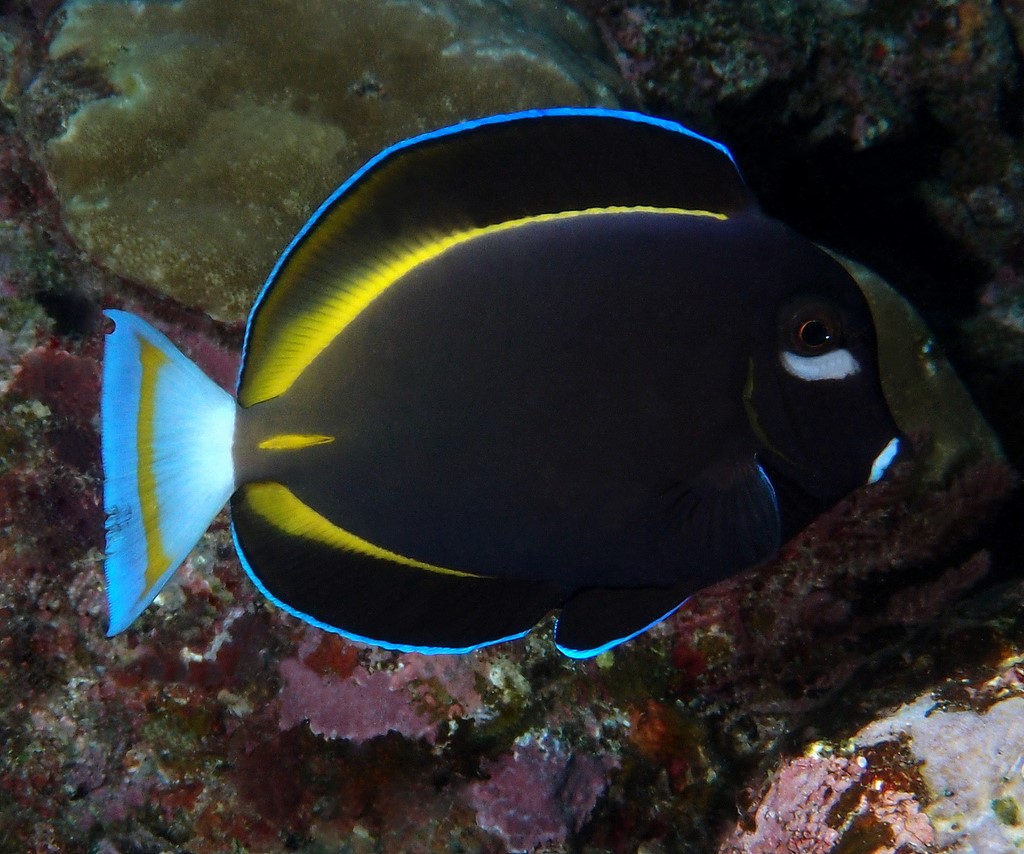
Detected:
[
  {"left": 45, "top": 0, "right": 625, "bottom": 320},
  {"left": 837, "top": 254, "right": 1004, "bottom": 482}
]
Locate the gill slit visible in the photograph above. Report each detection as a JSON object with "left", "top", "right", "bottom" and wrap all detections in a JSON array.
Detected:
[{"left": 743, "top": 358, "right": 795, "bottom": 466}]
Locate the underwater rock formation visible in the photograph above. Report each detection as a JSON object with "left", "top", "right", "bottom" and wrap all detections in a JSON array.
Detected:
[
  {"left": 857, "top": 693, "right": 1024, "bottom": 850},
  {"left": 719, "top": 752, "right": 934, "bottom": 853},
  {"left": 1, "top": 0, "right": 1022, "bottom": 851},
  {"left": 721, "top": 590, "right": 1024, "bottom": 853},
  {"left": 839, "top": 254, "right": 1004, "bottom": 482},
  {"left": 466, "top": 734, "right": 616, "bottom": 851},
  {"left": 41, "top": 0, "right": 625, "bottom": 320},
  {"left": 277, "top": 628, "right": 486, "bottom": 743},
  {"left": 578, "top": 0, "right": 1024, "bottom": 448},
  {"left": 579, "top": 0, "right": 1012, "bottom": 151}
]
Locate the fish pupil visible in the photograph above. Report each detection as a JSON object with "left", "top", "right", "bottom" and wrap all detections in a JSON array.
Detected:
[{"left": 798, "top": 319, "right": 831, "bottom": 349}]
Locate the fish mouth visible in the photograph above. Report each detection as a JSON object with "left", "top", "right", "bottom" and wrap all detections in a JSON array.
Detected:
[{"left": 868, "top": 436, "right": 903, "bottom": 484}]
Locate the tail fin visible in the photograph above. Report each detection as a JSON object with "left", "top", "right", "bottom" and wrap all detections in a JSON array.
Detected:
[{"left": 101, "top": 310, "right": 237, "bottom": 635}]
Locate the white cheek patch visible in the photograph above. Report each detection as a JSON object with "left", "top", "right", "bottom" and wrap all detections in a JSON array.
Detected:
[{"left": 780, "top": 348, "right": 861, "bottom": 381}]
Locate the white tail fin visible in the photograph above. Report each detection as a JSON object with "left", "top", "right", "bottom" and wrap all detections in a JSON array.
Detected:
[{"left": 101, "top": 310, "right": 236, "bottom": 635}]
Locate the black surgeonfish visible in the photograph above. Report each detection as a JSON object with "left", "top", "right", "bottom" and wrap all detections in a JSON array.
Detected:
[{"left": 102, "top": 108, "right": 904, "bottom": 657}]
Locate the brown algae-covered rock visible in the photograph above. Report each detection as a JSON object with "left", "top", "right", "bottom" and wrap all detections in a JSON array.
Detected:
[
  {"left": 838, "top": 253, "right": 1004, "bottom": 483},
  {"left": 43, "top": 0, "right": 625, "bottom": 320}
]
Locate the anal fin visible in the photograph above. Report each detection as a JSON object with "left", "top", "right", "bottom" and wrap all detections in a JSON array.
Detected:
[
  {"left": 556, "top": 457, "right": 782, "bottom": 658},
  {"left": 231, "top": 483, "right": 566, "bottom": 654},
  {"left": 555, "top": 585, "right": 690, "bottom": 658}
]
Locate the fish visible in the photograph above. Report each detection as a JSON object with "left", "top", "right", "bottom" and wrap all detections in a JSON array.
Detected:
[{"left": 101, "top": 107, "right": 905, "bottom": 658}]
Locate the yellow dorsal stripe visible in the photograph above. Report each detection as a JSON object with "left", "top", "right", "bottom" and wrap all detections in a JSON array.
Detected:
[
  {"left": 245, "top": 481, "right": 482, "bottom": 578},
  {"left": 258, "top": 433, "right": 335, "bottom": 451},
  {"left": 138, "top": 338, "right": 172, "bottom": 592},
  {"left": 246, "top": 205, "right": 729, "bottom": 404}
]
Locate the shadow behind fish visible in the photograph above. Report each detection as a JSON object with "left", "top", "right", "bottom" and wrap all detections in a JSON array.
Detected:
[{"left": 101, "top": 109, "right": 904, "bottom": 657}]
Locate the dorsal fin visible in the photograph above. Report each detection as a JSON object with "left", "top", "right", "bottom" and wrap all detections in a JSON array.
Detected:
[{"left": 238, "top": 108, "right": 755, "bottom": 406}]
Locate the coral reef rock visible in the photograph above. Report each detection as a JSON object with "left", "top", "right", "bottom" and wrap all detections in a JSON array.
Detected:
[
  {"left": 41, "top": 0, "right": 625, "bottom": 320},
  {"left": 840, "top": 254, "right": 1004, "bottom": 482},
  {"left": 857, "top": 691, "right": 1024, "bottom": 851}
]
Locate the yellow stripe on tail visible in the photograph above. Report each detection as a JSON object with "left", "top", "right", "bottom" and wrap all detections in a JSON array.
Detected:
[{"left": 137, "top": 338, "right": 173, "bottom": 591}]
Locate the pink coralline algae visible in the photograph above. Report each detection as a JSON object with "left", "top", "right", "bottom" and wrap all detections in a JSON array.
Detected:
[
  {"left": 466, "top": 734, "right": 616, "bottom": 852},
  {"left": 277, "top": 629, "right": 484, "bottom": 743},
  {"left": 9, "top": 342, "right": 100, "bottom": 419},
  {"left": 720, "top": 750, "right": 934, "bottom": 854}
]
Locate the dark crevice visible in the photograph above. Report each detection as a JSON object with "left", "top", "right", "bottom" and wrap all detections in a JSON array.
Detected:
[
  {"left": 994, "top": 0, "right": 1024, "bottom": 139},
  {"left": 712, "top": 84, "right": 987, "bottom": 346}
]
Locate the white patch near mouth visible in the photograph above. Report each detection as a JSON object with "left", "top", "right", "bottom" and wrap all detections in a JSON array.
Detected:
[
  {"left": 868, "top": 436, "right": 901, "bottom": 484},
  {"left": 781, "top": 349, "right": 861, "bottom": 381}
]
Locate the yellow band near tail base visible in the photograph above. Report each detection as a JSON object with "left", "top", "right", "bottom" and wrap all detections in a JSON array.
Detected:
[
  {"left": 246, "top": 481, "right": 482, "bottom": 578},
  {"left": 258, "top": 433, "right": 335, "bottom": 451}
]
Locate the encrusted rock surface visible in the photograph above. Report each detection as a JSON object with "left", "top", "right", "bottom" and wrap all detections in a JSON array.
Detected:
[{"left": 37, "top": 0, "right": 625, "bottom": 320}]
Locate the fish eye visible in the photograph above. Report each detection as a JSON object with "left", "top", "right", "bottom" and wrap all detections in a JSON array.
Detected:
[
  {"left": 787, "top": 305, "right": 842, "bottom": 356},
  {"left": 798, "top": 319, "right": 831, "bottom": 349}
]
